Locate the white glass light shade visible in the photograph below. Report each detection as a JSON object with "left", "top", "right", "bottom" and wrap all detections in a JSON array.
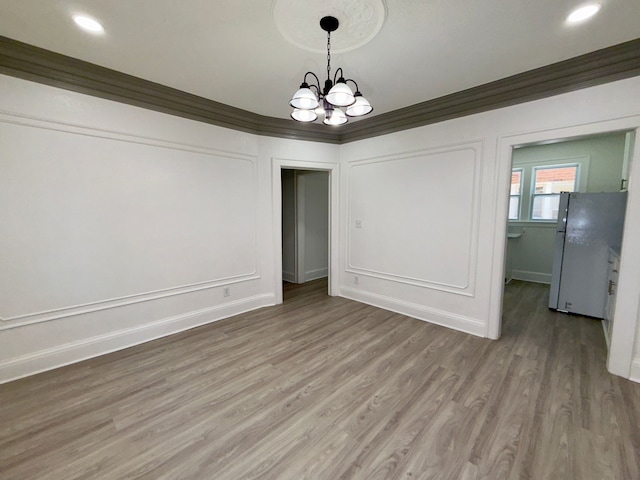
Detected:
[
  {"left": 326, "top": 82, "right": 355, "bottom": 107},
  {"left": 323, "top": 107, "right": 348, "bottom": 126},
  {"left": 290, "top": 88, "right": 319, "bottom": 110},
  {"left": 291, "top": 108, "right": 318, "bottom": 122},
  {"left": 346, "top": 95, "right": 373, "bottom": 117}
]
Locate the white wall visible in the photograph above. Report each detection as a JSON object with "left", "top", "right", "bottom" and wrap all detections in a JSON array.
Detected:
[
  {"left": 513, "top": 132, "right": 627, "bottom": 191},
  {"left": 339, "top": 138, "right": 490, "bottom": 336},
  {"left": 2, "top": 73, "right": 640, "bottom": 383},
  {"left": 0, "top": 74, "right": 337, "bottom": 383},
  {"left": 507, "top": 133, "right": 627, "bottom": 283},
  {"left": 338, "top": 77, "right": 640, "bottom": 380},
  {"left": 299, "top": 171, "right": 329, "bottom": 282}
]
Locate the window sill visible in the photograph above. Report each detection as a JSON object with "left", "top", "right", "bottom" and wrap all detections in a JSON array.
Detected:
[{"left": 508, "top": 220, "right": 557, "bottom": 226}]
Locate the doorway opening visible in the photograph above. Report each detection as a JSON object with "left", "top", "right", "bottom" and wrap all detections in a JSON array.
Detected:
[
  {"left": 281, "top": 169, "right": 329, "bottom": 299},
  {"left": 504, "top": 131, "right": 631, "bottom": 285},
  {"left": 272, "top": 158, "right": 339, "bottom": 305},
  {"left": 493, "top": 121, "right": 640, "bottom": 378}
]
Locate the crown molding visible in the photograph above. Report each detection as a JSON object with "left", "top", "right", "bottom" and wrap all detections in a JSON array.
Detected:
[
  {"left": 1, "top": 35, "right": 639, "bottom": 144},
  {"left": 0, "top": 36, "right": 339, "bottom": 144},
  {"left": 339, "top": 38, "right": 640, "bottom": 143}
]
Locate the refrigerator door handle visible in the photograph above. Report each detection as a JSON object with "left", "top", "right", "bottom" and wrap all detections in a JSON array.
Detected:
[{"left": 556, "top": 192, "right": 570, "bottom": 233}]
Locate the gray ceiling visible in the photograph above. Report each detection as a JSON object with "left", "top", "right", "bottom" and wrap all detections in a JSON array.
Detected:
[{"left": 1, "top": 0, "right": 639, "bottom": 121}]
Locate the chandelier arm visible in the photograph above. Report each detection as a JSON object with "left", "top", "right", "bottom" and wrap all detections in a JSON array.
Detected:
[
  {"left": 333, "top": 67, "right": 345, "bottom": 85},
  {"left": 303, "top": 71, "right": 322, "bottom": 94},
  {"left": 345, "top": 78, "right": 359, "bottom": 92}
]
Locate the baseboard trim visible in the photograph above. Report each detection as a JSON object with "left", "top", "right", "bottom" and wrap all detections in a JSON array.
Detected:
[
  {"left": 511, "top": 270, "right": 552, "bottom": 284},
  {"left": 602, "top": 319, "right": 611, "bottom": 351},
  {"left": 340, "top": 286, "right": 485, "bottom": 337},
  {"left": 304, "top": 268, "right": 328, "bottom": 282},
  {"left": 282, "top": 271, "right": 296, "bottom": 283},
  {"left": 629, "top": 358, "right": 640, "bottom": 383},
  {"left": 0, "top": 293, "right": 275, "bottom": 384}
]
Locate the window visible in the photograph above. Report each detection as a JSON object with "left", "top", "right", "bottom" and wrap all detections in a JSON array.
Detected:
[
  {"left": 509, "top": 157, "right": 587, "bottom": 223},
  {"left": 531, "top": 165, "right": 578, "bottom": 220},
  {"left": 509, "top": 169, "right": 522, "bottom": 220}
]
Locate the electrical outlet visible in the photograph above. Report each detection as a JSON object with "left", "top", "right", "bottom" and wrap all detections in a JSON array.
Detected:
[
  {"left": 354, "top": 275, "right": 359, "bottom": 285},
  {"left": 223, "top": 287, "right": 230, "bottom": 297},
  {"left": 355, "top": 220, "right": 362, "bottom": 228}
]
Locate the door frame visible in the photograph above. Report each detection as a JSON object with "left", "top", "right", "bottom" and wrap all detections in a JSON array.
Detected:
[
  {"left": 272, "top": 158, "right": 339, "bottom": 304},
  {"left": 491, "top": 116, "right": 640, "bottom": 379}
]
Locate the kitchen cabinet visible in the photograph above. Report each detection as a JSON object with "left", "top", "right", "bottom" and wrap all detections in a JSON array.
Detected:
[{"left": 603, "top": 248, "right": 621, "bottom": 350}]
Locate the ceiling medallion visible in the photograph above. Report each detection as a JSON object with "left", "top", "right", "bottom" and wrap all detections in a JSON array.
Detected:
[{"left": 272, "top": 0, "right": 387, "bottom": 53}]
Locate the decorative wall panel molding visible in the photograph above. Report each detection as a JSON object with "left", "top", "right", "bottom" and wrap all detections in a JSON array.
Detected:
[
  {"left": 2, "top": 35, "right": 639, "bottom": 144},
  {"left": 0, "top": 293, "right": 275, "bottom": 384},
  {"left": 346, "top": 142, "right": 482, "bottom": 295},
  {"left": 0, "top": 274, "right": 260, "bottom": 330},
  {"left": 0, "top": 112, "right": 261, "bottom": 329}
]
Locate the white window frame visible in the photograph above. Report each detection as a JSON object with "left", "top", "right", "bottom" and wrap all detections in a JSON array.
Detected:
[
  {"left": 509, "top": 168, "right": 523, "bottom": 220},
  {"left": 509, "top": 156, "right": 590, "bottom": 223},
  {"left": 530, "top": 163, "right": 580, "bottom": 221}
]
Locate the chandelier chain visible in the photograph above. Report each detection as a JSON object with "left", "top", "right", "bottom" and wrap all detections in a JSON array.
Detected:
[{"left": 326, "top": 31, "right": 331, "bottom": 81}]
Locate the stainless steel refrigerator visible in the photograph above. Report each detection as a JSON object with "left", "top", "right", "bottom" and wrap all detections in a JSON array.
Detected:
[{"left": 549, "top": 192, "right": 627, "bottom": 318}]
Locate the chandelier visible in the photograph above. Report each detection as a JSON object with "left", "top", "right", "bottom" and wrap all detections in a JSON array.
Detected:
[{"left": 289, "top": 16, "right": 373, "bottom": 126}]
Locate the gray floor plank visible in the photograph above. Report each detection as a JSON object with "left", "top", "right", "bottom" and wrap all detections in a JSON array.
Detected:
[{"left": 1, "top": 279, "right": 639, "bottom": 479}]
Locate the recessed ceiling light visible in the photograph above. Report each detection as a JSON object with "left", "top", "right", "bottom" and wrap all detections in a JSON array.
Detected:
[
  {"left": 566, "top": 4, "right": 601, "bottom": 24},
  {"left": 72, "top": 14, "right": 105, "bottom": 34}
]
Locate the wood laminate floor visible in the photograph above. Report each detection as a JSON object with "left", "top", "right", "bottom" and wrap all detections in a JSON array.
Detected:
[{"left": 1, "top": 279, "right": 639, "bottom": 479}]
